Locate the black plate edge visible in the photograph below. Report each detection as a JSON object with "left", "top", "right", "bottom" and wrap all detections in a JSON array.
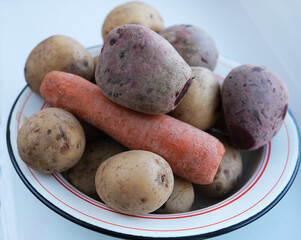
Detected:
[{"left": 6, "top": 87, "right": 301, "bottom": 240}]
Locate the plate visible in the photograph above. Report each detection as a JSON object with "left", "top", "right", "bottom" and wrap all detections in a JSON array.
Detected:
[{"left": 6, "top": 45, "right": 301, "bottom": 239}]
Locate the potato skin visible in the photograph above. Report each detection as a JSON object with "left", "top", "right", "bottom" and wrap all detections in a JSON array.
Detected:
[
  {"left": 95, "top": 150, "right": 174, "bottom": 215},
  {"left": 156, "top": 176, "right": 194, "bottom": 214},
  {"left": 67, "top": 139, "right": 127, "bottom": 199},
  {"left": 24, "top": 35, "right": 94, "bottom": 94},
  {"left": 222, "top": 65, "right": 289, "bottom": 150},
  {"left": 90, "top": 55, "right": 99, "bottom": 84},
  {"left": 102, "top": 1, "right": 164, "bottom": 40},
  {"left": 159, "top": 25, "right": 219, "bottom": 70},
  {"left": 96, "top": 24, "right": 194, "bottom": 114},
  {"left": 195, "top": 137, "right": 242, "bottom": 198},
  {"left": 17, "top": 108, "right": 85, "bottom": 173},
  {"left": 170, "top": 67, "right": 221, "bottom": 130}
]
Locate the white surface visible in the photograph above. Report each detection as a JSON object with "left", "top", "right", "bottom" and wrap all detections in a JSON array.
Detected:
[{"left": 0, "top": 0, "right": 301, "bottom": 239}]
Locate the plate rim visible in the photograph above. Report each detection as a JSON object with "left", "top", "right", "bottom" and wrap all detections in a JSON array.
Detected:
[{"left": 6, "top": 84, "right": 301, "bottom": 239}]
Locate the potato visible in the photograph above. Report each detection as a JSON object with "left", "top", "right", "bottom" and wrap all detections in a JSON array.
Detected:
[
  {"left": 222, "top": 65, "right": 289, "bottom": 150},
  {"left": 95, "top": 150, "right": 174, "bottom": 215},
  {"left": 170, "top": 67, "right": 221, "bottom": 130},
  {"left": 96, "top": 24, "right": 194, "bottom": 114},
  {"left": 156, "top": 176, "right": 194, "bottom": 214},
  {"left": 67, "top": 139, "right": 127, "bottom": 199},
  {"left": 195, "top": 136, "right": 242, "bottom": 198},
  {"left": 102, "top": 1, "right": 164, "bottom": 40},
  {"left": 24, "top": 35, "right": 94, "bottom": 94},
  {"left": 90, "top": 55, "right": 99, "bottom": 84},
  {"left": 17, "top": 108, "right": 85, "bottom": 173},
  {"left": 159, "top": 24, "right": 219, "bottom": 70}
]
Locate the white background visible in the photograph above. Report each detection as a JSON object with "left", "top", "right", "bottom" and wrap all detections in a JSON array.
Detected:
[{"left": 1, "top": 0, "right": 301, "bottom": 239}]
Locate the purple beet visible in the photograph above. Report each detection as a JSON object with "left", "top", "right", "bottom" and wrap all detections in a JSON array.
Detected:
[
  {"left": 222, "top": 65, "right": 289, "bottom": 150},
  {"left": 95, "top": 24, "right": 194, "bottom": 115},
  {"left": 159, "top": 24, "right": 219, "bottom": 71}
]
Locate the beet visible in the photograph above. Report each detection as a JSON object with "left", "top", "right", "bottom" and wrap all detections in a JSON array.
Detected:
[
  {"left": 95, "top": 24, "right": 194, "bottom": 114},
  {"left": 222, "top": 65, "right": 289, "bottom": 150}
]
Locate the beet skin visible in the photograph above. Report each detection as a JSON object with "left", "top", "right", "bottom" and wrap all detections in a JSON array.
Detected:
[
  {"left": 222, "top": 65, "right": 289, "bottom": 150},
  {"left": 95, "top": 24, "right": 194, "bottom": 115}
]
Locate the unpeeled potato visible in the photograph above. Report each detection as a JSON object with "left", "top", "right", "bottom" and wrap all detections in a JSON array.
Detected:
[
  {"left": 90, "top": 55, "right": 99, "bottom": 83},
  {"left": 195, "top": 135, "right": 243, "bottom": 198},
  {"left": 24, "top": 35, "right": 94, "bottom": 94},
  {"left": 67, "top": 139, "right": 127, "bottom": 199},
  {"left": 102, "top": 1, "right": 164, "bottom": 40},
  {"left": 170, "top": 67, "right": 221, "bottom": 130},
  {"left": 17, "top": 108, "right": 86, "bottom": 174},
  {"left": 95, "top": 150, "right": 174, "bottom": 215},
  {"left": 156, "top": 176, "right": 194, "bottom": 214}
]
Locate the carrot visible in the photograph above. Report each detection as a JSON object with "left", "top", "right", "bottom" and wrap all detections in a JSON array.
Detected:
[{"left": 40, "top": 71, "right": 225, "bottom": 184}]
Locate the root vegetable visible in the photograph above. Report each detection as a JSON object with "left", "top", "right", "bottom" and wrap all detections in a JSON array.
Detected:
[{"left": 40, "top": 71, "right": 225, "bottom": 184}]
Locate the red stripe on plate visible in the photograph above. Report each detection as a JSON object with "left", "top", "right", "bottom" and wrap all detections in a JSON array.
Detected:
[{"left": 52, "top": 143, "right": 269, "bottom": 219}]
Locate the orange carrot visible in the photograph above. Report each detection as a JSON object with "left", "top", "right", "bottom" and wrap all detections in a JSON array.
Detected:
[{"left": 40, "top": 71, "right": 225, "bottom": 184}]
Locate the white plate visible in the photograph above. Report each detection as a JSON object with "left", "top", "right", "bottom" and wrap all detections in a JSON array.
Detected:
[{"left": 6, "top": 45, "right": 300, "bottom": 239}]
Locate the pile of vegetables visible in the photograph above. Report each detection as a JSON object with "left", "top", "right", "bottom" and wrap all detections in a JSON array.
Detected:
[{"left": 17, "top": 1, "right": 288, "bottom": 215}]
